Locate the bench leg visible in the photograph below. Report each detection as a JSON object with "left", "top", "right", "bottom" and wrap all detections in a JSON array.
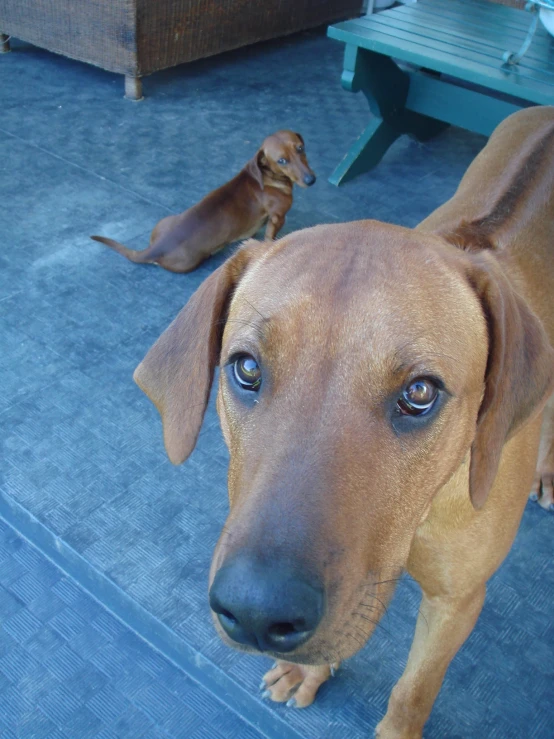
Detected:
[
  {"left": 124, "top": 75, "right": 143, "bottom": 101},
  {"left": 329, "top": 118, "right": 400, "bottom": 186},
  {"left": 329, "top": 47, "right": 448, "bottom": 186},
  {"left": 402, "top": 110, "right": 448, "bottom": 143},
  {"left": 0, "top": 34, "right": 11, "bottom": 53}
]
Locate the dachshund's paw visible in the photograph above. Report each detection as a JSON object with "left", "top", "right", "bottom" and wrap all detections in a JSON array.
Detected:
[
  {"left": 260, "top": 661, "right": 338, "bottom": 708},
  {"left": 530, "top": 469, "right": 554, "bottom": 511}
]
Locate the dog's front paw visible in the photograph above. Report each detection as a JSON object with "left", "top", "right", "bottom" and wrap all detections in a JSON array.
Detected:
[
  {"left": 260, "top": 661, "right": 338, "bottom": 708},
  {"left": 375, "top": 718, "right": 422, "bottom": 739},
  {"left": 530, "top": 469, "right": 554, "bottom": 511}
]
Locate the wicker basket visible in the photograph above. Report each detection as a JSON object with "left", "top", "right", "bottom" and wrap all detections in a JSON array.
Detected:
[{"left": 0, "top": 0, "right": 364, "bottom": 99}]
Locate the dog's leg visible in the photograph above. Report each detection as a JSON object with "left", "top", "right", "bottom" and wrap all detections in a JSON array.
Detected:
[
  {"left": 265, "top": 214, "right": 285, "bottom": 241},
  {"left": 530, "top": 396, "right": 554, "bottom": 510},
  {"left": 378, "top": 416, "right": 542, "bottom": 738},
  {"left": 260, "top": 661, "right": 339, "bottom": 708},
  {"left": 376, "top": 585, "right": 486, "bottom": 738}
]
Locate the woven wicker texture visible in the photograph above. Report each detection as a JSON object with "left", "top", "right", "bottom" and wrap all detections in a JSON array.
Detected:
[
  {"left": 136, "top": 0, "right": 363, "bottom": 75},
  {"left": 0, "top": 0, "right": 138, "bottom": 75},
  {"left": 1, "top": 0, "right": 363, "bottom": 78}
]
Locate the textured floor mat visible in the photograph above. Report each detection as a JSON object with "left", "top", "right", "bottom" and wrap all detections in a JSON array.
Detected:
[{"left": 1, "top": 28, "right": 553, "bottom": 738}]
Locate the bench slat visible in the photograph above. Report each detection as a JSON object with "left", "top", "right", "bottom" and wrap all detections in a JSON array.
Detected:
[
  {"left": 392, "top": 4, "right": 552, "bottom": 56},
  {"left": 406, "top": 72, "right": 522, "bottom": 135},
  {"left": 358, "top": 16, "right": 554, "bottom": 79},
  {"left": 369, "top": 6, "right": 554, "bottom": 60},
  {"left": 416, "top": 0, "right": 535, "bottom": 30},
  {"left": 327, "top": 0, "right": 554, "bottom": 184},
  {"left": 328, "top": 23, "right": 554, "bottom": 104}
]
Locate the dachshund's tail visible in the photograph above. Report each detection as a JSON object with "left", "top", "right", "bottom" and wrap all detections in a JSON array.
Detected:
[{"left": 90, "top": 235, "right": 153, "bottom": 264}]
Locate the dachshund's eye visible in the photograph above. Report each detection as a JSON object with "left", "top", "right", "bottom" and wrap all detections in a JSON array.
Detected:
[
  {"left": 233, "top": 355, "right": 262, "bottom": 391},
  {"left": 277, "top": 158, "right": 288, "bottom": 166},
  {"left": 397, "top": 378, "right": 438, "bottom": 416},
  {"left": 296, "top": 145, "right": 304, "bottom": 153}
]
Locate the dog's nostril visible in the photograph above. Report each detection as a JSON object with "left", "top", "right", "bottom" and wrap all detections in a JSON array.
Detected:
[
  {"left": 219, "top": 608, "right": 237, "bottom": 625},
  {"left": 210, "top": 560, "right": 323, "bottom": 652},
  {"left": 269, "top": 622, "right": 297, "bottom": 638}
]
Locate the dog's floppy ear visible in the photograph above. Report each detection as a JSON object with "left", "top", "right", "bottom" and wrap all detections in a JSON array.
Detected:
[
  {"left": 134, "top": 242, "right": 263, "bottom": 465},
  {"left": 295, "top": 133, "right": 305, "bottom": 146},
  {"left": 468, "top": 253, "right": 554, "bottom": 509},
  {"left": 245, "top": 149, "right": 265, "bottom": 189}
]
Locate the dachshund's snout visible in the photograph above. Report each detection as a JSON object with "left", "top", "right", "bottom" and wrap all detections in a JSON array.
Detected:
[
  {"left": 304, "top": 173, "right": 316, "bottom": 186},
  {"left": 209, "top": 555, "right": 323, "bottom": 653}
]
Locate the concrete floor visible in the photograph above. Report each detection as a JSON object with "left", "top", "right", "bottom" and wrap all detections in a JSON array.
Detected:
[{"left": 1, "top": 27, "right": 553, "bottom": 739}]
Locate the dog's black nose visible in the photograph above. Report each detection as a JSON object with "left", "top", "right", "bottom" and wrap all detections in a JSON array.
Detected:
[
  {"left": 209, "top": 556, "right": 323, "bottom": 653},
  {"left": 304, "top": 173, "right": 316, "bottom": 186}
]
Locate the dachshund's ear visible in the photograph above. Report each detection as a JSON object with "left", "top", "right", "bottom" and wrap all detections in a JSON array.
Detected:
[
  {"left": 134, "top": 242, "right": 264, "bottom": 465},
  {"left": 468, "top": 253, "right": 554, "bottom": 509},
  {"left": 295, "top": 133, "right": 305, "bottom": 146},
  {"left": 245, "top": 150, "right": 265, "bottom": 189}
]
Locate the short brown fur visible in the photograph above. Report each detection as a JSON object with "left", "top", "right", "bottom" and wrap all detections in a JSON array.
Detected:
[
  {"left": 135, "top": 107, "right": 554, "bottom": 736},
  {"left": 91, "top": 130, "right": 315, "bottom": 273}
]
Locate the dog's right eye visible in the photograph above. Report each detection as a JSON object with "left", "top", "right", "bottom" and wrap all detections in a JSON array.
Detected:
[
  {"left": 397, "top": 378, "right": 439, "bottom": 416},
  {"left": 233, "top": 355, "right": 262, "bottom": 391},
  {"left": 277, "top": 158, "right": 288, "bottom": 166}
]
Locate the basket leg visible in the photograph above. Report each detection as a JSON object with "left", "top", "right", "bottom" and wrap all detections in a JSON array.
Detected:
[
  {"left": 124, "top": 75, "right": 143, "bottom": 101},
  {"left": 0, "top": 34, "right": 11, "bottom": 53}
]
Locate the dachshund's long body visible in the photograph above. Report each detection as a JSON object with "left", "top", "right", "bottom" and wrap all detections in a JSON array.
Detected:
[{"left": 91, "top": 130, "right": 315, "bottom": 273}]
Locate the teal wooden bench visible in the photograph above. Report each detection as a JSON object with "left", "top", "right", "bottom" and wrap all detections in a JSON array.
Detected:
[{"left": 327, "top": 0, "right": 554, "bottom": 185}]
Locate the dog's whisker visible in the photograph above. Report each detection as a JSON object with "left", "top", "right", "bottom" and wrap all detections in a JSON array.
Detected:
[
  {"left": 372, "top": 577, "right": 403, "bottom": 586},
  {"left": 353, "top": 611, "right": 380, "bottom": 627},
  {"left": 358, "top": 601, "right": 382, "bottom": 610},
  {"left": 216, "top": 317, "right": 266, "bottom": 342},
  {"left": 243, "top": 297, "right": 268, "bottom": 323},
  {"left": 216, "top": 317, "right": 259, "bottom": 331},
  {"left": 354, "top": 612, "right": 393, "bottom": 640},
  {"left": 362, "top": 594, "right": 389, "bottom": 613}
]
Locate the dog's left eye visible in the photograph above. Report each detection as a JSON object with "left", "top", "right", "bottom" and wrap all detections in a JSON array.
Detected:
[
  {"left": 277, "top": 158, "right": 288, "bottom": 166},
  {"left": 296, "top": 145, "right": 304, "bottom": 153},
  {"left": 397, "top": 378, "right": 438, "bottom": 416},
  {"left": 233, "top": 354, "right": 262, "bottom": 391}
]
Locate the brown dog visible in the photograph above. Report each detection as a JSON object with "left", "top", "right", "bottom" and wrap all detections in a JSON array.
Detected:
[
  {"left": 91, "top": 130, "right": 315, "bottom": 273},
  {"left": 134, "top": 106, "right": 554, "bottom": 737}
]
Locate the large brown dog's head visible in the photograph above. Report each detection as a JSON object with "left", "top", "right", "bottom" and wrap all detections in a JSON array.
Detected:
[
  {"left": 247, "top": 130, "right": 316, "bottom": 189},
  {"left": 134, "top": 222, "right": 553, "bottom": 665}
]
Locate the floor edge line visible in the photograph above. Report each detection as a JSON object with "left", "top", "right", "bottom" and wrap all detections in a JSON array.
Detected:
[{"left": 0, "top": 488, "right": 303, "bottom": 739}]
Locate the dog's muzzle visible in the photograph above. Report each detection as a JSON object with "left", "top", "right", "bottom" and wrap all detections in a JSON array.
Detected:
[{"left": 209, "top": 554, "right": 324, "bottom": 653}]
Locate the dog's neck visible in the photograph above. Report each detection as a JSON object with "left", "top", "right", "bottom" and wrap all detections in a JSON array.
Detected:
[
  {"left": 425, "top": 120, "right": 554, "bottom": 253},
  {"left": 262, "top": 168, "right": 293, "bottom": 194}
]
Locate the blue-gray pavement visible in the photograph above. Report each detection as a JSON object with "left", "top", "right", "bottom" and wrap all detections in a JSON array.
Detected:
[
  {"left": 1, "top": 28, "right": 553, "bottom": 738},
  {"left": 0, "top": 520, "right": 265, "bottom": 739}
]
